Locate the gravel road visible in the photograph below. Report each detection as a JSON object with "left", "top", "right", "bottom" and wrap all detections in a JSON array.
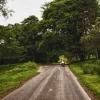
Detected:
[{"left": 2, "top": 65, "right": 91, "bottom": 100}]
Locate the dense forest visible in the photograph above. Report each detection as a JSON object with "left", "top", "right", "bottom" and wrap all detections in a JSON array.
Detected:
[{"left": 0, "top": 0, "right": 100, "bottom": 64}]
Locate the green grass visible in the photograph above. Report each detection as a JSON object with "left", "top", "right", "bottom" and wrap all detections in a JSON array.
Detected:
[
  {"left": 0, "top": 61, "right": 39, "bottom": 97},
  {"left": 70, "top": 61, "right": 100, "bottom": 100}
]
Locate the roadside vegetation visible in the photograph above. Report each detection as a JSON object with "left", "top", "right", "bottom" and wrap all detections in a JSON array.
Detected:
[
  {"left": 0, "top": 0, "right": 100, "bottom": 99},
  {"left": 0, "top": 61, "right": 39, "bottom": 97},
  {"left": 70, "top": 60, "right": 100, "bottom": 100}
]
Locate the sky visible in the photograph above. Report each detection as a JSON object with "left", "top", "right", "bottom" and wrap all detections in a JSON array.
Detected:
[{"left": 0, "top": 0, "right": 52, "bottom": 26}]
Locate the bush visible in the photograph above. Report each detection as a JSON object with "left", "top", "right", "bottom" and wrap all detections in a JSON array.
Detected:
[
  {"left": 82, "top": 64, "right": 95, "bottom": 74},
  {"left": 95, "top": 65, "right": 100, "bottom": 75},
  {"left": 81, "top": 60, "right": 100, "bottom": 75}
]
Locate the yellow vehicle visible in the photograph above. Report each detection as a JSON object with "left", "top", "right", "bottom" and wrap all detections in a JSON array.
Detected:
[
  {"left": 58, "top": 55, "right": 68, "bottom": 67},
  {"left": 60, "top": 60, "right": 65, "bottom": 67}
]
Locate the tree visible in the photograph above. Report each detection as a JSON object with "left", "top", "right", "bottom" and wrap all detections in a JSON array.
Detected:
[
  {"left": 17, "top": 15, "right": 39, "bottom": 60},
  {"left": 81, "top": 17, "right": 100, "bottom": 59},
  {"left": 40, "top": 0, "right": 99, "bottom": 61},
  {"left": 0, "top": 24, "right": 25, "bottom": 64},
  {"left": 0, "top": 0, "right": 11, "bottom": 17}
]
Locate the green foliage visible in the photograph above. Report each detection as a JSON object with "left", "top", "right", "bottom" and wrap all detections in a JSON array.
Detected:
[
  {"left": 22, "top": 16, "right": 39, "bottom": 25},
  {"left": 73, "top": 60, "right": 100, "bottom": 75},
  {"left": 95, "top": 65, "right": 100, "bottom": 75},
  {"left": 0, "top": 25, "right": 25, "bottom": 64},
  {"left": 19, "top": 15, "right": 39, "bottom": 60},
  {"left": 70, "top": 61, "right": 100, "bottom": 99},
  {"left": 82, "top": 64, "right": 95, "bottom": 74},
  {"left": 81, "top": 17, "right": 100, "bottom": 59},
  {"left": 0, "top": 15, "right": 40, "bottom": 64},
  {"left": 41, "top": 0, "right": 99, "bottom": 61},
  {"left": 0, "top": 0, "right": 12, "bottom": 17},
  {"left": 0, "top": 0, "right": 100, "bottom": 64},
  {"left": 0, "top": 61, "right": 38, "bottom": 96}
]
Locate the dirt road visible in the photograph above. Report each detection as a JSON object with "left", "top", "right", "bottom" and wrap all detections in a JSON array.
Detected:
[{"left": 3, "top": 65, "right": 91, "bottom": 100}]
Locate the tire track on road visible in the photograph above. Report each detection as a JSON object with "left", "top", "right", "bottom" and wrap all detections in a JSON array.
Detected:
[
  {"left": 3, "top": 67, "right": 55, "bottom": 100},
  {"left": 3, "top": 65, "right": 91, "bottom": 100}
]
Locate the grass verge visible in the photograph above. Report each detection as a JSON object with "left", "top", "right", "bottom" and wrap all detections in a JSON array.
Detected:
[
  {"left": 70, "top": 61, "right": 100, "bottom": 100},
  {"left": 0, "top": 61, "right": 39, "bottom": 98}
]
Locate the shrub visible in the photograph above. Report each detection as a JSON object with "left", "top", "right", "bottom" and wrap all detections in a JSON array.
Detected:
[
  {"left": 95, "top": 65, "right": 100, "bottom": 75},
  {"left": 82, "top": 64, "right": 95, "bottom": 74}
]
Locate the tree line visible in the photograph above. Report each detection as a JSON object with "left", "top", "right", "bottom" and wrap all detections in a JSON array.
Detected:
[{"left": 0, "top": 0, "right": 100, "bottom": 64}]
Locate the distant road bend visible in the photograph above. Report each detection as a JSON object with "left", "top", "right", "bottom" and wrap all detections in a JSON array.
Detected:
[{"left": 3, "top": 65, "right": 91, "bottom": 100}]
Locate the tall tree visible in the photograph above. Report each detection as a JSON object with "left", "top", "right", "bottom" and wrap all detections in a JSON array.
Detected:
[
  {"left": 17, "top": 15, "right": 39, "bottom": 60},
  {"left": 0, "top": 24, "right": 25, "bottom": 64},
  {"left": 40, "top": 0, "right": 99, "bottom": 61},
  {"left": 81, "top": 17, "right": 100, "bottom": 59}
]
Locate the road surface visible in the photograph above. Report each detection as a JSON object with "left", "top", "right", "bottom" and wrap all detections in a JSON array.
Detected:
[{"left": 3, "top": 65, "right": 91, "bottom": 100}]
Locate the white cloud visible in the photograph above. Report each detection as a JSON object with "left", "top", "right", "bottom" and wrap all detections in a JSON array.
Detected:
[{"left": 0, "top": 0, "right": 52, "bottom": 26}]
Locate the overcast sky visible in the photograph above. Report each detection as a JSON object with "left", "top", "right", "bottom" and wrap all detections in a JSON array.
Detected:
[{"left": 0, "top": 0, "right": 52, "bottom": 26}]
